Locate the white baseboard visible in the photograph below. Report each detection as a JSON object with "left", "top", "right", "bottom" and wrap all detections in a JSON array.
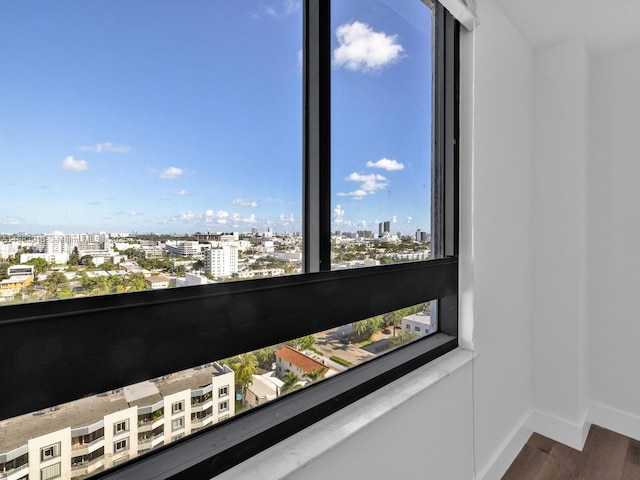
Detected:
[
  {"left": 525, "top": 409, "right": 590, "bottom": 451},
  {"left": 478, "top": 408, "right": 589, "bottom": 480},
  {"left": 477, "top": 412, "right": 532, "bottom": 480},
  {"left": 589, "top": 403, "right": 640, "bottom": 441}
]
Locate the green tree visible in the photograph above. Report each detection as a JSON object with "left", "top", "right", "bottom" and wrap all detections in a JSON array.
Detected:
[
  {"left": 126, "top": 272, "right": 148, "bottom": 292},
  {"left": 255, "top": 347, "right": 276, "bottom": 370},
  {"left": 387, "top": 331, "right": 419, "bottom": 349},
  {"left": 68, "top": 247, "right": 80, "bottom": 266},
  {"left": 43, "top": 271, "right": 67, "bottom": 297},
  {"left": 286, "top": 335, "right": 315, "bottom": 351},
  {"left": 353, "top": 320, "right": 368, "bottom": 341},
  {"left": 80, "top": 255, "right": 95, "bottom": 268},
  {"left": 230, "top": 353, "right": 258, "bottom": 402},
  {"left": 26, "top": 257, "right": 48, "bottom": 275},
  {"left": 303, "top": 368, "right": 326, "bottom": 383},
  {"left": 281, "top": 372, "right": 300, "bottom": 394}
]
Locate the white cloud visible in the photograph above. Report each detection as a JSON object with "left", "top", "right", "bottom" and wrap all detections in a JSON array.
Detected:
[
  {"left": 265, "top": 0, "right": 300, "bottom": 18},
  {"left": 366, "top": 158, "right": 405, "bottom": 171},
  {"left": 337, "top": 172, "right": 388, "bottom": 200},
  {"left": 289, "top": 214, "right": 295, "bottom": 223},
  {"left": 129, "top": 211, "right": 143, "bottom": 216},
  {"left": 333, "top": 21, "right": 404, "bottom": 73},
  {"left": 348, "top": 172, "right": 388, "bottom": 191},
  {"left": 337, "top": 189, "right": 369, "bottom": 200},
  {"left": 216, "top": 210, "right": 229, "bottom": 224},
  {"left": 159, "top": 167, "right": 184, "bottom": 179},
  {"left": 61, "top": 156, "right": 87, "bottom": 172},
  {"left": 406, "top": 216, "right": 413, "bottom": 224},
  {"left": 78, "top": 142, "right": 131, "bottom": 153},
  {"left": 205, "top": 210, "right": 214, "bottom": 217},
  {"left": 333, "top": 204, "right": 345, "bottom": 224},
  {"left": 233, "top": 198, "right": 258, "bottom": 207},
  {"left": 174, "top": 189, "right": 190, "bottom": 196}
]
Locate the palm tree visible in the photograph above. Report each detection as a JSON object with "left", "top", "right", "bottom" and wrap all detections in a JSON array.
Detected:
[
  {"left": 281, "top": 371, "right": 300, "bottom": 394},
  {"left": 230, "top": 353, "right": 258, "bottom": 403},
  {"left": 303, "top": 368, "right": 326, "bottom": 383}
]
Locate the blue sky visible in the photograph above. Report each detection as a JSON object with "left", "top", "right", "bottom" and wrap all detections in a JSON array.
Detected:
[{"left": 0, "top": 0, "right": 432, "bottom": 235}]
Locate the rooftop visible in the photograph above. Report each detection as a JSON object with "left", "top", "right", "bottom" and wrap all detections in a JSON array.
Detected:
[
  {"left": 275, "top": 345, "right": 331, "bottom": 375},
  {"left": 0, "top": 363, "right": 231, "bottom": 454}
]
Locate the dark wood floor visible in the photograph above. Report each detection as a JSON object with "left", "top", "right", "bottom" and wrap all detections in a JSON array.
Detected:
[{"left": 502, "top": 425, "right": 640, "bottom": 480}]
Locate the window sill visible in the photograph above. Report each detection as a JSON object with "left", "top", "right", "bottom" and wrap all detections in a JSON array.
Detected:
[{"left": 215, "top": 347, "right": 474, "bottom": 480}]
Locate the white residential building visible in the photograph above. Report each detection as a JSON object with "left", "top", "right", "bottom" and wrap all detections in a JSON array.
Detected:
[
  {"left": 401, "top": 311, "right": 436, "bottom": 337},
  {"left": 165, "top": 241, "right": 200, "bottom": 257},
  {"left": 0, "top": 363, "right": 234, "bottom": 480},
  {"left": 204, "top": 245, "right": 238, "bottom": 277}
]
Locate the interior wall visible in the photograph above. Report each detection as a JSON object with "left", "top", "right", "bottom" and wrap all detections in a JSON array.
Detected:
[
  {"left": 286, "top": 363, "right": 475, "bottom": 480},
  {"left": 588, "top": 43, "right": 640, "bottom": 437},
  {"left": 468, "top": 0, "right": 534, "bottom": 474},
  {"left": 529, "top": 37, "right": 590, "bottom": 447}
]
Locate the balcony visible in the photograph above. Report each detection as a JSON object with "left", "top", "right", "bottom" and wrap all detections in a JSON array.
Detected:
[
  {"left": 0, "top": 463, "right": 28, "bottom": 480},
  {"left": 190, "top": 413, "right": 213, "bottom": 429},
  {"left": 190, "top": 399, "right": 213, "bottom": 413},
  {"left": 71, "top": 436, "right": 104, "bottom": 456}
]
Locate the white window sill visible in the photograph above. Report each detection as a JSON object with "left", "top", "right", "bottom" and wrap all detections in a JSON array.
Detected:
[{"left": 215, "top": 347, "right": 474, "bottom": 480}]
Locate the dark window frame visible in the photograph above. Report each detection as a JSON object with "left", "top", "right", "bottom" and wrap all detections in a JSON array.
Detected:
[{"left": 0, "top": 1, "right": 458, "bottom": 478}]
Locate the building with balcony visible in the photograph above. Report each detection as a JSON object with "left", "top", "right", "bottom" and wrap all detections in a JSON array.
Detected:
[{"left": 0, "top": 363, "right": 234, "bottom": 480}]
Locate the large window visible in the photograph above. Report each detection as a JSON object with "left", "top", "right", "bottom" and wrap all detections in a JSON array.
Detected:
[{"left": 0, "top": 1, "right": 458, "bottom": 478}]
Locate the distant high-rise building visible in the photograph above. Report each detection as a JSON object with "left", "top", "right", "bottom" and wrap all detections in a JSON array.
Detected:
[
  {"left": 415, "top": 229, "right": 430, "bottom": 242},
  {"left": 379, "top": 221, "right": 391, "bottom": 236},
  {"left": 204, "top": 245, "right": 238, "bottom": 277}
]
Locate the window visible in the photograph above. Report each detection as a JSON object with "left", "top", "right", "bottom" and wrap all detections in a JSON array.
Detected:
[
  {"left": 40, "top": 462, "right": 61, "bottom": 480},
  {"left": 0, "top": 1, "right": 458, "bottom": 478},
  {"left": 415, "top": 326, "right": 421, "bottom": 332},
  {"left": 114, "top": 420, "right": 129, "bottom": 435},
  {"left": 172, "top": 417, "right": 185, "bottom": 431},
  {"left": 172, "top": 402, "right": 184, "bottom": 414},
  {"left": 114, "top": 438, "right": 129, "bottom": 453},
  {"left": 218, "top": 401, "right": 229, "bottom": 414},
  {"left": 218, "top": 386, "right": 229, "bottom": 398},
  {"left": 40, "top": 443, "right": 60, "bottom": 462}
]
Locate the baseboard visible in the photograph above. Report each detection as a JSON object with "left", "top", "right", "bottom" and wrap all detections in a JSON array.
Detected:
[
  {"left": 589, "top": 403, "right": 640, "bottom": 442},
  {"left": 525, "top": 409, "right": 590, "bottom": 451},
  {"left": 477, "top": 412, "right": 532, "bottom": 480},
  {"left": 475, "top": 405, "right": 640, "bottom": 480}
]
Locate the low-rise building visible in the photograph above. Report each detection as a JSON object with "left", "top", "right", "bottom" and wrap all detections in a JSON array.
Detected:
[
  {"left": 275, "top": 345, "right": 338, "bottom": 382},
  {"left": 401, "top": 311, "right": 436, "bottom": 337},
  {"left": 145, "top": 275, "right": 171, "bottom": 289}
]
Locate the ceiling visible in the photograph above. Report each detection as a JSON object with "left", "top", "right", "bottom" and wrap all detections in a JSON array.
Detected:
[{"left": 490, "top": 0, "right": 640, "bottom": 57}]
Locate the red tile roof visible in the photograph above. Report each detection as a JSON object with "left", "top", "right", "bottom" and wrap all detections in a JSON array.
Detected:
[{"left": 275, "top": 345, "right": 328, "bottom": 375}]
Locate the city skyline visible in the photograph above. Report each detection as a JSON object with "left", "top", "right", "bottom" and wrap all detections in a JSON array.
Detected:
[{"left": 0, "top": 0, "right": 432, "bottom": 235}]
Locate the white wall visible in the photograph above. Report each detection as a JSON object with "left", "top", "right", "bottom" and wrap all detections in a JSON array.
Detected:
[
  {"left": 588, "top": 43, "right": 640, "bottom": 437},
  {"left": 529, "top": 37, "right": 591, "bottom": 448},
  {"left": 464, "top": 0, "right": 535, "bottom": 475}
]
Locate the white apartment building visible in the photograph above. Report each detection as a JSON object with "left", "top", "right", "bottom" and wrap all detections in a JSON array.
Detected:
[
  {"left": 21, "top": 253, "right": 70, "bottom": 265},
  {"left": 0, "top": 242, "right": 18, "bottom": 260},
  {"left": 0, "top": 363, "right": 234, "bottom": 480},
  {"left": 401, "top": 311, "right": 436, "bottom": 337},
  {"left": 204, "top": 245, "right": 238, "bottom": 277},
  {"left": 164, "top": 241, "right": 200, "bottom": 257}
]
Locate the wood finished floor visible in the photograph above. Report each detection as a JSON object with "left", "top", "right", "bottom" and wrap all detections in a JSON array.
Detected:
[{"left": 502, "top": 425, "right": 640, "bottom": 480}]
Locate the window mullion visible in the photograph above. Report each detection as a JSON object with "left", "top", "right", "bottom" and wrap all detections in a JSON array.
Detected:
[{"left": 303, "top": 0, "right": 331, "bottom": 273}]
